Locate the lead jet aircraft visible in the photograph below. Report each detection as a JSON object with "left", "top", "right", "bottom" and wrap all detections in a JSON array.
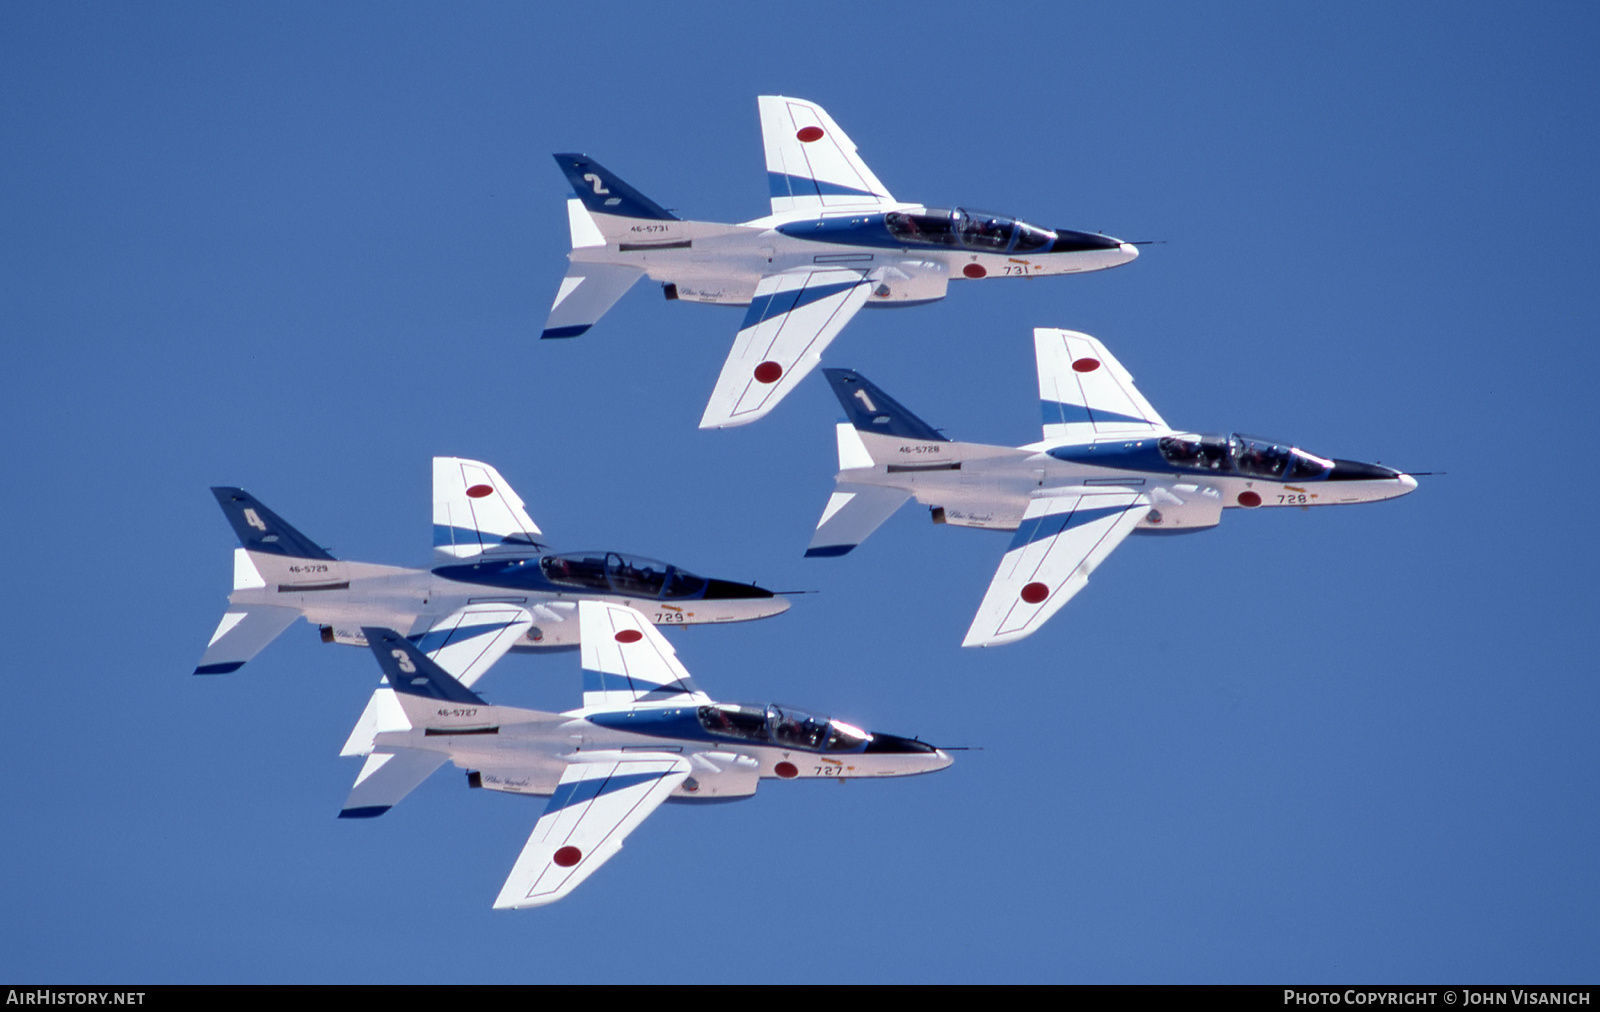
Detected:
[
  {"left": 543, "top": 95, "right": 1138, "bottom": 429},
  {"left": 806, "top": 328, "right": 1419, "bottom": 647},
  {"left": 338, "top": 602, "right": 951, "bottom": 907},
  {"left": 195, "top": 457, "right": 788, "bottom": 681}
]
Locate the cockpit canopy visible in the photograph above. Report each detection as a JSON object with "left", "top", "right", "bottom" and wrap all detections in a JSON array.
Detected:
[
  {"left": 884, "top": 207, "right": 1055, "bottom": 254},
  {"left": 1158, "top": 433, "right": 1332, "bottom": 480},
  {"left": 697, "top": 703, "right": 870, "bottom": 753},
  {"left": 539, "top": 551, "right": 707, "bottom": 599}
]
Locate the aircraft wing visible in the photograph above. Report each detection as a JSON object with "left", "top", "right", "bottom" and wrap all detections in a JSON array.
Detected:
[
  {"left": 1035, "top": 328, "right": 1168, "bottom": 443},
  {"left": 433, "top": 457, "right": 547, "bottom": 564},
  {"left": 493, "top": 754, "right": 690, "bottom": 909},
  {"left": 699, "top": 268, "right": 873, "bottom": 429},
  {"left": 579, "top": 600, "right": 709, "bottom": 709},
  {"left": 759, "top": 95, "right": 896, "bottom": 216},
  {"left": 962, "top": 490, "right": 1150, "bottom": 647}
]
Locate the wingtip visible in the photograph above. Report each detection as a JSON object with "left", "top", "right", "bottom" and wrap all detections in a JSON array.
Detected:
[
  {"left": 541, "top": 325, "right": 591, "bottom": 340},
  {"left": 193, "top": 662, "right": 245, "bottom": 675},
  {"left": 338, "top": 806, "right": 391, "bottom": 819},
  {"left": 804, "top": 545, "right": 854, "bottom": 558}
]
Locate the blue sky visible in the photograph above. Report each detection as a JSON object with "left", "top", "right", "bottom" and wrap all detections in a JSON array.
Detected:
[{"left": 3, "top": 1, "right": 1597, "bottom": 983}]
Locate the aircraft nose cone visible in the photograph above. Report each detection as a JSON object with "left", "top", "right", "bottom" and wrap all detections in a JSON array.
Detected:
[
  {"left": 700, "top": 578, "right": 791, "bottom": 619},
  {"left": 1118, "top": 241, "right": 1139, "bottom": 263},
  {"left": 1397, "top": 473, "right": 1419, "bottom": 495}
]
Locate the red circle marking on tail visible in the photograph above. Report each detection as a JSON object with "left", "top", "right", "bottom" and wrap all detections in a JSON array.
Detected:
[
  {"left": 614, "top": 629, "right": 643, "bottom": 644},
  {"left": 466, "top": 484, "right": 493, "bottom": 498},
  {"left": 796, "top": 127, "right": 824, "bottom": 142}
]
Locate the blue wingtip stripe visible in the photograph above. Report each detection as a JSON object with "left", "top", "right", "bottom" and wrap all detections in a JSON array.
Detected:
[
  {"left": 804, "top": 545, "right": 854, "bottom": 558},
  {"left": 338, "top": 806, "right": 391, "bottom": 819},
  {"left": 542, "top": 325, "right": 591, "bottom": 339},
  {"left": 194, "top": 662, "right": 245, "bottom": 675}
]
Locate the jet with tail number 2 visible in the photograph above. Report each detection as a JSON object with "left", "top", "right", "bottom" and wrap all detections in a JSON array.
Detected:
[
  {"left": 806, "top": 328, "right": 1418, "bottom": 647},
  {"left": 543, "top": 96, "right": 1137, "bottom": 429},
  {"left": 339, "top": 602, "right": 950, "bottom": 908},
  {"left": 195, "top": 457, "right": 788, "bottom": 682}
]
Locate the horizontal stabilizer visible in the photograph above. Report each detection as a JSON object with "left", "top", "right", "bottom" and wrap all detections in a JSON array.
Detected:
[
  {"left": 552, "top": 153, "right": 677, "bottom": 221},
  {"left": 541, "top": 261, "right": 645, "bottom": 340},
  {"left": 338, "top": 748, "right": 448, "bottom": 819},
  {"left": 493, "top": 755, "right": 690, "bottom": 909},
  {"left": 822, "top": 369, "right": 948, "bottom": 443},
  {"left": 805, "top": 484, "right": 911, "bottom": 558},
  {"left": 210, "top": 487, "right": 333, "bottom": 560},
  {"left": 193, "top": 605, "right": 300, "bottom": 675}
]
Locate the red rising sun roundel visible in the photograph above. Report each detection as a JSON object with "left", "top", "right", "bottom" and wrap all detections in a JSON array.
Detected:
[
  {"left": 796, "top": 126, "right": 824, "bottom": 142},
  {"left": 614, "top": 629, "right": 643, "bottom": 643},
  {"left": 1020, "top": 582, "right": 1050, "bottom": 604},
  {"left": 1237, "top": 491, "right": 1262, "bottom": 508},
  {"left": 753, "top": 361, "right": 783, "bottom": 384},
  {"left": 775, "top": 761, "right": 799, "bottom": 778},
  {"left": 962, "top": 263, "right": 987, "bottom": 279},
  {"left": 553, "top": 846, "right": 582, "bottom": 867},
  {"left": 465, "top": 484, "right": 493, "bottom": 498},
  {"left": 1071, "top": 358, "right": 1101, "bottom": 373}
]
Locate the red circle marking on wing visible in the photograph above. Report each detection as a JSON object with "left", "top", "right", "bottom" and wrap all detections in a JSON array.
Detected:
[
  {"left": 753, "top": 361, "right": 783, "bottom": 384},
  {"left": 1020, "top": 582, "right": 1050, "bottom": 604},
  {"left": 465, "top": 484, "right": 494, "bottom": 498},
  {"left": 614, "top": 629, "right": 643, "bottom": 644},
  {"left": 796, "top": 127, "right": 824, "bottom": 142},
  {"left": 553, "top": 846, "right": 582, "bottom": 867},
  {"left": 1071, "top": 358, "right": 1101, "bottom": 373}
]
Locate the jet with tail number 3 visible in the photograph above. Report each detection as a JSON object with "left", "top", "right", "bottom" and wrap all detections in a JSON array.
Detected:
[
  {"left": 340, "top": 602, "right": 950, "bottom": 907},
  {"left": 807, "top": 328, "right": 1418, "bottom": 647},
  {"left": 543, "top": 96, "right": 1137, "bottom": 429}
]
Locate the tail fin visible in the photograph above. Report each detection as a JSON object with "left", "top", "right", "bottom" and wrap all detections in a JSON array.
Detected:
[
  {"left": 210, "top": 487, "right": 333, "bottom": 560},
  {"left": 196, "top": 487, "right": 332, "bottom": 674},
  {"left": 432, "top": 458, "right": 547, "bottom": 563},
  {"left": 759, "top": 96, "right": 896, "bottom": 216},
  {"left": 822, "top": 369, "right": 950, "bottom": 445},
  {"left": 804, "top": 482, "right": 911, "bottom": 558},
  {"left": 552, "top": 153, "right": 677, "bottom": 221}
]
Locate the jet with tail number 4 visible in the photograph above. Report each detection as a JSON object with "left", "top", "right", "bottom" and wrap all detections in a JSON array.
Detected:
[
  {"left": 338, "top": 602, "right": 950, "bottom": 908},
  {"left": 196, "top": 457, "right": 788, "bottom": 682},
  {"left": 806, "top": 328, "right": 1418, "bottom": 647},
  {"left": 543, "top": 96, "right": 1137, "bottom": 429}
]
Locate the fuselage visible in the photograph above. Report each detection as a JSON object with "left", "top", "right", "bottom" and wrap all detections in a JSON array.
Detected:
[
  {"left": 575, "top": 203, "right": 1138, "bottom": 307},
  {"left": 844, "top": 429, "right": 1417, "bottom": 532},
  {"left": 376, "top": 701, "right": 951, "bottom": 801},
  {"left": 229, "top": 547, "right": 788, "bottom": 650}
]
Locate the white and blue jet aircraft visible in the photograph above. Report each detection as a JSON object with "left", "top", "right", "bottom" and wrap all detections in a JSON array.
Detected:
[
  {"left": 543, "top": 96, "right": 1138, "bottom": 429},
  {"left": 806, "top": 328, "right": 1419, "bottom": 647},
  {"left": 340, "top": 602, "right": 951, "bottom": 908},
  {"left": 196, "top": 457, "right": 788, "bottom": 681}
]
